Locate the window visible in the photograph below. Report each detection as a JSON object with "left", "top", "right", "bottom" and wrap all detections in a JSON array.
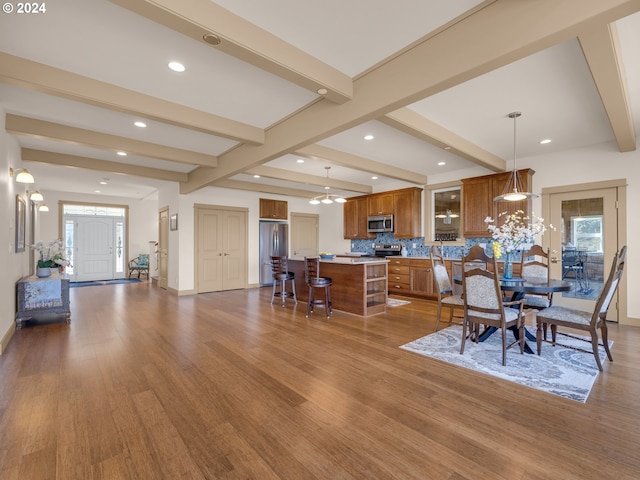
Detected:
[{"left": 571, "top": 215, "right": 603, "bottom": 253}]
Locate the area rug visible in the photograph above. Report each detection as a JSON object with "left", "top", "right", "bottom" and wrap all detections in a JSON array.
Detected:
[
  {"left": 70, "top": 279, "right": 142, "bottom": 288},
  {"left": 387, "top": 298, "right": 411, "bottom": 307},
  {"left": 400, "top": 325, "right": 610, "bottom": 403}
]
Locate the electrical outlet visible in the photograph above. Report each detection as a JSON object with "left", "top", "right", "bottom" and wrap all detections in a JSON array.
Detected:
[{"left": 412, "top": 243, "right": 416, "bottom": 248}]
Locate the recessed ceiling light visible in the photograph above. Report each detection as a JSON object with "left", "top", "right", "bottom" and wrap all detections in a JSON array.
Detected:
[
  {"left": 317, "top": 88, "right": 328, "bottom": 95},
  {"left": 203, "top": 33, "right": 221, "bottom": 46},
  {"left": 371, "top": 176, "right": 378, "bottom": 180},
  {"left": 296, "top": 159, "right": 305, "bottom": 164},
  {"left": 168, "top": 61, "right": 186, "bottom": 72},
  {"left": 117, "top": 151, "right": 127, "bottom": 156},
  {"left": 134, "top": 121, "right": 147, "bottom": 128},
  {"left": 438, "top": 161, "right": 446, "bottom": 166},
  {"left": 94, "top": 190, "right": 101, "bottom": 193},
  {"left": 364, "top": 134, "right": 374, "bottom": 141},
  {"left": 540, "top": 139, "right": 552, "bottom": 144},
  {"left": 99, "top": 179, "right": 108, "bottom": 185},
  {"left": 253, "top": 174, "right": 261, "bottom": 178}
]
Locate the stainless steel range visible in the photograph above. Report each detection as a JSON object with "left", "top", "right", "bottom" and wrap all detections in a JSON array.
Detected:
[{"left": 373, "top": 243, "right": 402, "bottom": 257}]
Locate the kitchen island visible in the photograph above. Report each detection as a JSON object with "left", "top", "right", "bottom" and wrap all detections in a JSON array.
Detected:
[{"left": 288, "top": 257, "right": 388, "bottom": 316}]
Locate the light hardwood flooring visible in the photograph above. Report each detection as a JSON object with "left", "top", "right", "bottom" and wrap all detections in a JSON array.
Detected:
[{"left": 1, "top": 282, "right": 639, "bottom": 479}]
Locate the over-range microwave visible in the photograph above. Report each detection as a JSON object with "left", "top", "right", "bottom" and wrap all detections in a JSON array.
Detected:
[{"left": 367, "top": 214, "right": 393, "bottom": 233}]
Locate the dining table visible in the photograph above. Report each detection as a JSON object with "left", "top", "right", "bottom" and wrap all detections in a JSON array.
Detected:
[{"left": 453, "top": 274, "right": 572, "bottom": 353}]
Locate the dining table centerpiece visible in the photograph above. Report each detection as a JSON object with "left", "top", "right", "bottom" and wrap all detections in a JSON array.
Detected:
[
  {"left": 31, "top": 239, "right": 71, "bottom": 277},
  {"left": 484, "top": 210, "right": 548, "bottom": 279}
]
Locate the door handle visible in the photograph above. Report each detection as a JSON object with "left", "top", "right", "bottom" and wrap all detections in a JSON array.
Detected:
[{"left": 550, "top": 257, "right": 558, "bottom": 263}]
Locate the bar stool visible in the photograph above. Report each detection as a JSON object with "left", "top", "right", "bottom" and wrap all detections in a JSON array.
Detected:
[
  {"left": 270, "top": 256, "right": 297, "bottom": 306},
  {"left": 304, "top": 257, "right": 332, "bottom": 318}
]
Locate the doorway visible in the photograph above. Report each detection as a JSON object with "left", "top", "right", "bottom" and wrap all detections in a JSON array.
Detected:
[
  {"left": 158, "top": 207, "right": 169, "bottom": 289},
  {"left": 542, "top": 180, "right": 626, "bottom": 322}
]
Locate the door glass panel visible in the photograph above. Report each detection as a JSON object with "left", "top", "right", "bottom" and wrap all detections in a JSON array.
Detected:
[
  {"left": 64, "top": 219, "right": 75, "bottom": 276},
  {"left": 115, "top": 221, "right": 124, "bottom": 273},
  {"left": 560, "top": 198, "right": 604, "bottom": 300}
]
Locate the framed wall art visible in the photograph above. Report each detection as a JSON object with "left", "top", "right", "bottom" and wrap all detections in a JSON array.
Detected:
[
  {"left": 170, "top": 213, "right": 178, "bottom": 231},
  {"left": 16, "top": 194, "right": 26, "bottom": 252}
]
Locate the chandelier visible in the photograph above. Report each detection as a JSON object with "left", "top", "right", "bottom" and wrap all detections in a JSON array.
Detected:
[
  {"left": 493, "top": 112, "right": 538, "bottom": 202},
  {"left": 309, "top": 166, "right": 346, "bottom": 205}
]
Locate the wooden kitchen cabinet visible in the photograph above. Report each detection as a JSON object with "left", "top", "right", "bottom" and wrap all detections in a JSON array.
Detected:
[
  {"left": 393, "top": 187, "right": 422, "bottom": 238},
  {"left": 462, "top": 169, "right": 534, "bottom": 237},
  {"left": 343, "top": 196, "right": 374, "bottom": 239},
  {"left": 259, "top": 198, "right": 288, "bottom": 220},
  {"left": 368, "top": 192, "right": 394, "bottom": 216},
  {"left": 387, "top": 257, "right": 435, "bottom": 298}
]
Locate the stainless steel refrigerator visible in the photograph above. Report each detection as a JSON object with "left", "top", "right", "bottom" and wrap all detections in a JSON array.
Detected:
[{"left": 259, "top": 221, "right": 288, "bottom": 286}]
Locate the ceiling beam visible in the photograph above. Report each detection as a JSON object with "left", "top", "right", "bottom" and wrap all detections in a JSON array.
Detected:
[
  {"left": 181, "top": 0, "right": 640, "bottom": 194},
  {"left": 295, "top": 145, "right": 427, "bottom": 185},
  {"left": 0, "top": 52, "right": 264, "bottom": 144},
  {"left": 208, "top": 179, "right": 321, "bottom": 198},
  {"left": 7, "top": 114, "right": 218, "bottom": 167},
  {"left": 244, "top": 165, "right": 372, "bottom": 193},
  {"left": 578, "top": 24, "right": 636, "bottom": 152},
  {"left": 22, "top": 148, "right": 188, "bottom": 182},
  {"left": 108, "top": 0, "right": 353, "bottom": 104},
  {"left": 380, "top": 108, "right": 506, "bottom": 172}
]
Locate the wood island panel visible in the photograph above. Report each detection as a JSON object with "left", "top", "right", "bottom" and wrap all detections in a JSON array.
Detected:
[{"left": 288, "top": 258, "right": 388, "bottom": 316}]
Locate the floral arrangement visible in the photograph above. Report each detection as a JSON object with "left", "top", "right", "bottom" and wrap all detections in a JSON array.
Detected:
[
  {"left": 31, "top": 239, "right": 70, "bottom": 269},
  {"left": 484, "top": 210, "right": 548, "bottom": 258}
]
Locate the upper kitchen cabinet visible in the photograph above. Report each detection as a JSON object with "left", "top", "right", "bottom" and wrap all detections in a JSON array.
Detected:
[
  {"left": 259, "top": 198, "right": 288, "bottom": 220},
  {"left": 368, "top": 192, "right": 394, "bottom": 216},
  {"left": 393, "top": 187, "right": 423, "bottom": 238},
  {"left": 343, "top": 196, "right": 374, "bottom": 240},
  {"left": 461, "top": 169, "right": 534, "bottom": 237}
]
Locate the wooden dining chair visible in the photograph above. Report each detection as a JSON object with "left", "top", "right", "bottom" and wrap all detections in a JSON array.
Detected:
[
  {"left": 519, "top": 245, "right": 553, "bottom": 310},
  {"left": 430, "top": 246, "right": 464, "bottom": 332},
  {"left": 535, "top": 246, "right": 627, "bottom": 371},
  {"left": 461, "top": 249, "right": 525, "bottom": 366}
]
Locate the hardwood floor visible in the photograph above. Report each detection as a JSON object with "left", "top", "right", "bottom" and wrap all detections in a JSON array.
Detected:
[{"left": 1, "top": 282, "right": 639, "bottom": 479}]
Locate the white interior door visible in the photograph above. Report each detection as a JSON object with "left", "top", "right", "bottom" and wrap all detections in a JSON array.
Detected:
[
  {"left": 545, "top": 187, "right": 619, "bottom": 319},
  {"left": 158, "top": 208, "right": 169, "bottom": 289},
  {"left": 74, "top": 217, "right": 116, "bottom": 282}
]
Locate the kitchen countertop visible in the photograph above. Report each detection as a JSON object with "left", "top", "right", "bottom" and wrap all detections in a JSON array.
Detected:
[{"left": 289, "top": 256, "right": 388, "bottom": 265}]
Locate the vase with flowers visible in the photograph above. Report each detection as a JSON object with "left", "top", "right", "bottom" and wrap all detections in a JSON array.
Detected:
[
  {"left": 484, "top": 210, "right": 548, "bottom": 279},
  {"left": 31, "top": 239, "right": 71, "bottom": 277}
]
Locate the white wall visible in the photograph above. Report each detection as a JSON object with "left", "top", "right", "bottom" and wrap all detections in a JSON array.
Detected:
[{"left": 0, "top": 109, "right": 32, "bottom": 351}]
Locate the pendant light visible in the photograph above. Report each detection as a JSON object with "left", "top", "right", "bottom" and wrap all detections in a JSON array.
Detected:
[
  {"left": 493, "top": 112, "right": 538, "bottom": 202},
  {"left": 309, "top": 166, "right": 346, "bottom": 205}
]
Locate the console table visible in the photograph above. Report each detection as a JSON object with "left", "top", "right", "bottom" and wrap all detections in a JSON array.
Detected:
[{"left": 16, "top": 273, "right": 71, "bottom": 329}]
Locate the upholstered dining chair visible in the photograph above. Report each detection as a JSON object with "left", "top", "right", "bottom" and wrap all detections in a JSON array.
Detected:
[
  {"left": 519, "top": 245, "right": 553, "bottom": 310},
  {"left": 535, "top": 246, "right": 627, "bottom": 371},
  {"left": 461, "top": 248, "right": 525, "bottom": 366},
  {"left": 270, "top": 256, "right": 297, "bottom": 306},
  {"left": 430, "top": 246, "right": 464, "bottom": 331},
  {"left": 304, "top": 256, "right": 332, "bottom": 318}
]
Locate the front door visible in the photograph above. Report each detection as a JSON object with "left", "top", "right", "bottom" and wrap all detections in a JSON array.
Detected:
[
  {"left": 74, "top": 217, "right": 117, "bottom": 281},
  {"left": 544, "top": 186, "right": 620, "bottom": 320}
]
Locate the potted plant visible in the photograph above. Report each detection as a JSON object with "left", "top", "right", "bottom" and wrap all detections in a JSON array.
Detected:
[{"left": 31, "top": 239, "right": 70, "bottom": 277}]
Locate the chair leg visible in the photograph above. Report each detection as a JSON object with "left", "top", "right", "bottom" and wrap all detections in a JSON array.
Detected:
[
  {"left": 601, "top": 322, "right": 613, "bottom": 361},
  {"left": 591, "top": 327, "right": 604, "bottom": 371},
  {"left": 536, "top": 319, "right": 543, "bottom": 355},
  {"left": 291, "top": 278, "right": 297, "bottom": 304},
  {"left": 501, "top": 327, "right": 508, "bottom": 366},
  {"left": 460, "top": 317, "right": 468, "bottom": 355},
  {"left": 306, "top": 287, "right": 314, "bottom": 318},
  {"left": 271, "top": 281, "right": 277, "bottom": 304},
  {"left": 324, "top": 286, "right": 331, "bottom": 318},
  {"left": 434, "top": 303, "right": 443, "bottom": 332}
]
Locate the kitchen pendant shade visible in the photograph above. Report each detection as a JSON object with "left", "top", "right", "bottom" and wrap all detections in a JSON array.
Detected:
[
  {"left": 494, "top": 112, "right": 538, "bottom": 202},
  {"left": 309, "top": 166, "right": 346, "bottom": 205}
]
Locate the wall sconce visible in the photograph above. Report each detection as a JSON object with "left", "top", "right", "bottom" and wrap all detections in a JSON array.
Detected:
[
  {"left": 29, "top": 190, "right": 44, "bottom": 202},
  {"left": 38, "top": 204, "right": 49, "bottom": 212},
  {"left": 9, "top": 167, "right": 35, "bottom": 184}
]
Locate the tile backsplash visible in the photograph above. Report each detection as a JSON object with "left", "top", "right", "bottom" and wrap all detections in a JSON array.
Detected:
[{"left": 350, "top": 233, "right": 502, "bottom": 259}]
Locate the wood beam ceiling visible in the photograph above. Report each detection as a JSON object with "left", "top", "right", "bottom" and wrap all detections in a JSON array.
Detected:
[
  {"left": 181, "top": 0, "right": 640, "bottom": 194},
  {"left": 578, "top": 24, "right": 636, "bottom": 152}
]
